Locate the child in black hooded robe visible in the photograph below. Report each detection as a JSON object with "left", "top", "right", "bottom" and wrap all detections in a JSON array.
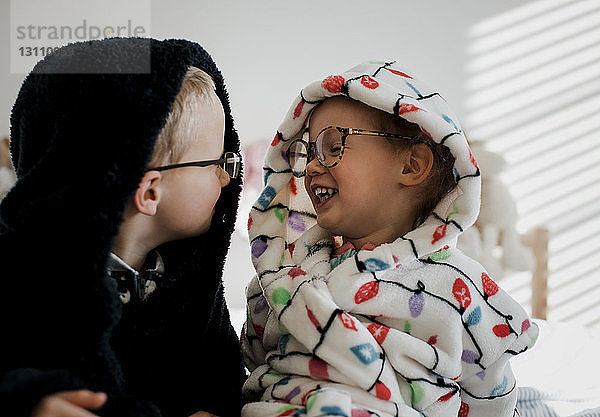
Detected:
[{"left": 0, "top": 37, "right": 245, "bottom": 417}]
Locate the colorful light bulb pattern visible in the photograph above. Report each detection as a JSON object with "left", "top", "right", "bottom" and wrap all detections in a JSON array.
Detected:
[{"left": 241, "top": 61, "right": 536, "bottom": 417}]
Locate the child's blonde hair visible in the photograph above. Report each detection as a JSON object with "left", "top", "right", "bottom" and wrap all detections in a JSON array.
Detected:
[{"left": 149, "top": 66, "right": 220, "bottom": 167}]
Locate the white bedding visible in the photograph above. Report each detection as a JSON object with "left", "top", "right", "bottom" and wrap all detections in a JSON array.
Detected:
[{"left": 512, "top": 319, "right": 600, "bottom": 416}]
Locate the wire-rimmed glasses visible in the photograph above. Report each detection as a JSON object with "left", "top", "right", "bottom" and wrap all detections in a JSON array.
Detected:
[{"left": 146, "top": 151, "right": 242, "bottom": 179}]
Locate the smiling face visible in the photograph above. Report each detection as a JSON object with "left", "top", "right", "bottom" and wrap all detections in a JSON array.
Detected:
[{"left": 304, "top": 96, "right": 422, "bottom": 248}]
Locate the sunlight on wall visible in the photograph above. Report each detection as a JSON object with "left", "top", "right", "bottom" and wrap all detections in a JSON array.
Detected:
[{"left": 465, "top": 0, "right": 600, "bottom": 328}]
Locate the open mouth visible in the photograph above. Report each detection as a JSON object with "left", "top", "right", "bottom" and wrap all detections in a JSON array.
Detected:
[{"left": 312, "top": 186, "right": 338, "bottom": 204}]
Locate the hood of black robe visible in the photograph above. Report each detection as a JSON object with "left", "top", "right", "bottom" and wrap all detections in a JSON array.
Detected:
[
  {"left": 0, "top": 37, "right": 243, "bottom": 416},
  {"left": 3, "top": 36, "right": 241, "bottom": 290}
]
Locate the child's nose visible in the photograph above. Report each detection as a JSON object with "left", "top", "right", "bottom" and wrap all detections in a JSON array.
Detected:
[
  {"left": 305, "top": 157, "right": 325, "bottom": 177},
  {"left": 218, "top": 166, "right": 230, "bottom": 187}
]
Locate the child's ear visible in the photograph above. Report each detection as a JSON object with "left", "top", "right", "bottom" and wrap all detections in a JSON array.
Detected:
[
  {"left": 397, "top": 143, "right": 434, "bottom": 186},
  {"left": 133, "top": 170, "right": 162, "bottom": 216}
]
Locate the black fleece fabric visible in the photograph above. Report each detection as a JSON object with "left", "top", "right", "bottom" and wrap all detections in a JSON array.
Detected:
[{"left": 0, "top": 38, "right": 245, "bottom": 417}]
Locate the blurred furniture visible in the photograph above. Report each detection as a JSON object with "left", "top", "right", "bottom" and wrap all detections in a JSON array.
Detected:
[
  {"left": 522, "top": 227, "right": 549, "bottom": 320},
  {"left": 0, "top": 137, "right": 16, "bottom": 200}
]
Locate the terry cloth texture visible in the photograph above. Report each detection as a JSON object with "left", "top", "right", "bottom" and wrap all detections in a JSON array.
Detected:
[
  {"left": 0, "top": 37, "right": 244, "bottom": 417},
  {"left": 241, "top": 61, "right": 539, "bottom": 417}
]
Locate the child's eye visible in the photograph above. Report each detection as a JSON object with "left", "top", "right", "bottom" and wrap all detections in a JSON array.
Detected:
[{"left": 327, "top": 144, "right": 342, "bottom": 154}]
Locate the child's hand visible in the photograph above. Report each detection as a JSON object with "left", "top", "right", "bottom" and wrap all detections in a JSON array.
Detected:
[
  {"left": 30, "top": 390, "right": 107, "bottom": 417},
  {"left": 189, "top": 412, "right": 219, "bottom": 417}
]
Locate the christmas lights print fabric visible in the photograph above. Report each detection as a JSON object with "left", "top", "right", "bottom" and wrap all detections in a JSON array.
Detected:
[{"left": 241, "top": 61, "right": 539, "bottom": 417}]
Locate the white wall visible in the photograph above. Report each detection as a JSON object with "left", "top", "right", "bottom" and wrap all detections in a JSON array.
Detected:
[
  {"left": 461, "top": 0, "right": 600, "bottom": 329},
  {"left": 1, "top": 0, "right": 524, "bottom": 140}
]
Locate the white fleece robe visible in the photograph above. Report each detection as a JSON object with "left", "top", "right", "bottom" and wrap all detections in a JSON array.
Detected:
[{"left": 241, "top": 61, "right": 538, "bottom": 417}]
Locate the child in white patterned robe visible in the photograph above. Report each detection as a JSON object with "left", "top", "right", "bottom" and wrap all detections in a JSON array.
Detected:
[{"left": 241, "top": 61, "right": 538, "bottom": 417}]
